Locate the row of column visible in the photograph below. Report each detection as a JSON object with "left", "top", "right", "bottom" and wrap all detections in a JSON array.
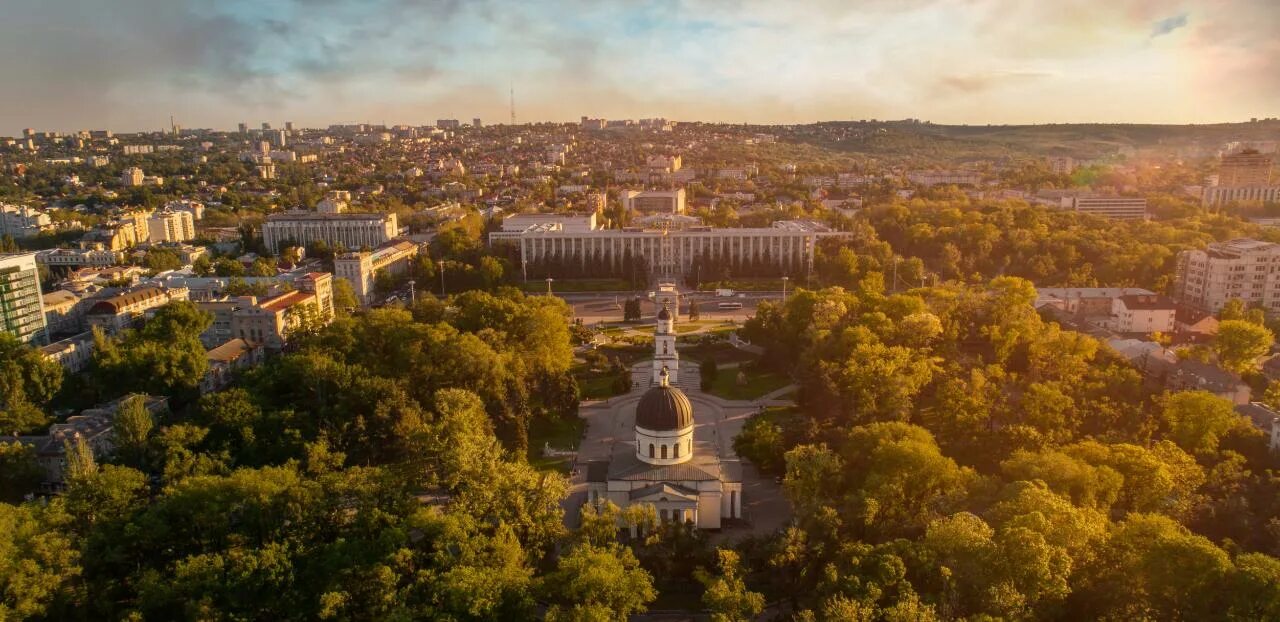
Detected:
[{"left": 520, "top": 233, "right": 815, "bottom": 272}]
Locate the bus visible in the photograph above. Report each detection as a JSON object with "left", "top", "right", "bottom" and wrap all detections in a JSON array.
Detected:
[{"left": 717, "top": 302, "right": 744, "bottom": 310}]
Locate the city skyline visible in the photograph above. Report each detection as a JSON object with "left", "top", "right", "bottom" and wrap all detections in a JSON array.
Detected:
[{"left": 2, "top": 0, "right": 1278, "bottom": 135}]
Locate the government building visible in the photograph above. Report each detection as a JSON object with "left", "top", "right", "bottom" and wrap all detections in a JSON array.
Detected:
[
  {"left": 490, "top": 213, "right": 848, "bottom": 279},
  {"left": 584, "top": 307, "right": 742, "bottom": 530},
  {"left": 261, "top": 210, "right": 398, "bottom": 254}
]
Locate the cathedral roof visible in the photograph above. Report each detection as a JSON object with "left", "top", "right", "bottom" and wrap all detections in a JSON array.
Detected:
[
  {"left": 606, "top": 441, "right": 733, "bottom": 482},
  {"left": 635, "top": 383, "right": 693, "bottom": 431}
]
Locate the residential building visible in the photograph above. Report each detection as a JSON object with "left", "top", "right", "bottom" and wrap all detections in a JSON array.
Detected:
[
  {"left": 1219, "top": 150, "right": 1273, "bottom": 187},
  {"left": 1174, "top": 238, "right": 1280, "bottom": 314},
  {"left": 1166, "top": 359, "right": 1251, "bottom": 405},
  {"left": 622, "top": 189, "right": 686, "bottom": 215},
  {"left": 333, "top": 240, "right": 420, "bottom": 306},
  {"left": 230, "top": 273, "right": 333, "bottom": 350},
  {"left": 1046, "top": 156, "right": 1076, "bottom": 174},
  {"left": 165, "top": 199, "right": 205, "bottom": 220},
  {"left": 0, "top": 253, "right": 47, "bottom": 343},
  {"left": 121, "top": 166, "right": 145, "bottom": 186},
  {"left": 39, "top": 331, "right": 94, "bottom": 373},
  {"left": 1034, "top": 287, "right": 1156, "bottom": 317},
  {"left": 261, "top": 211, "right": 398, "bottom": 254},
  {"left": 146, "top": 209, "right": 196, "bottom": 243},
  {"left": 436, "top": 119, "right": 461, "bottom": 129},
  {"left": 1, "top": 203, "right": 54, "bottom": 238},
  {"left": 647, "top": 155, "right": 682, "bottom": 173},
  {"left": 84, "top": 285, "right": 189, "bottom": 333},
  {"left": 1109, "top": 294, "right": 1176, "bottom": 334},
  {"left": 42, "top": 289, "right": 82, "bottom": 335},
  {"left": 1174, "top": 304, "right": 1219, "bottom": 336},
  {"left": 201, "top": 338, "right": 265, "bottom": 394},
  {"left": 0, "top": 395, "right": 168, "bottom": 491},
  {"left": 316, "top": 190, "right": 351, "bottom": 214},
  {"left": 1235, "top": 402, "right": 1280, "bottom": 453}
]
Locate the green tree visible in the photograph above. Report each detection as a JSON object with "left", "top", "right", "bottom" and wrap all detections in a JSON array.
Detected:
[
  {"left": 1161, "top": 390, "right": 1249, "bottom": 455},
  {"left": 0, "top": 441, "right": 43, "bottom": 502},
  {"left": 213, "top": 257, "right": 245, "bottom": 277},
  {"left": 114, "top": 395, "right": 155, "bottom": 467},
  {"left": 689, "top": 300, "right": 700, "bottom": 321},
  {"left": 1213, "top": 319, "right": 1274, "bottom": 374},
  {"left": 542, "top": 544, "right": 656, "bottom": 621},
  {"left": 0, "top": 502, "right": 81, "bottom": 619},
  {"left": 696, "top": 549, "right": 765, "bottom": 622},
  {"left": 0, "top": 334, "right": 64, "bottom": 435}
]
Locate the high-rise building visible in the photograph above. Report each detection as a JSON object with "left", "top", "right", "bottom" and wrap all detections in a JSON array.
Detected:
[
  {"left": 472, "top": 118, "right": 482, "bottom": 128},
  {"left": 1175, "top": 239, "right": 1280, "bottom": 313},
  {"left": 436, "top": 119, "right": 460, "bottom": 129},
  {"left": 284, "top": 121, "right": 294, "bottom": 132},
  {"left": 146, "top": 210, "right": 196, "bottom": 243},
  {"left": 121, "top": 167, "right": 145, "bottom": 187},
  {"left": 1219, "top": 150, "right": 1274, "bottom": 187},
  {"left": 622, "top": 189, "right": 687, "bottom": 214},
  {"left": 257, "top": 162, "right": 276, "bottom": 180},
  {"left": 261, "top": 122, "right": 271, "bottom": 131},
  {"left": 238, "top": 122, "right": 248, "bottom": 134},
  {"left": 0, "top": 252, "right": 48, "bottom": 343}
]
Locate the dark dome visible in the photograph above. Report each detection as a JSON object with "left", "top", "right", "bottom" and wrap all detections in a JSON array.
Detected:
[
  {"left": 636, "top": 384, "right": 694, "bottom": 431},
  {"left": 657, "top": 306, "right": 672, "bottom": 320}
]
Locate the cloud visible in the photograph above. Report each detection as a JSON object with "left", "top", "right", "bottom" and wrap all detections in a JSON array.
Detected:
[
  {"left": 935, "top": 71, "right": 1054, "bottom": 94},
  {"left": 1151, "top": 13, "right": 1189, "bottom": 37}
]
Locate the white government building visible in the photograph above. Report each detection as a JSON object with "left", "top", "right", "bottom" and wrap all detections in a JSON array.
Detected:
[
  {"left": 490, "top": 213, "right": 848, "bottom": 279},
  {"left": 261, "top": 210, "right": 398, "bottom": 254},
  {"left": 584, "top": 306, "right": 743, "bottom": 530}
]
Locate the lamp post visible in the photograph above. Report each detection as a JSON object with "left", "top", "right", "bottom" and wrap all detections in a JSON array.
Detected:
[
  {"left": 546, "top": 276, "right": 554, "bottom": 296},
  {"left": 407, "top": 279, "right": 416, "bottom": 305},
  {"left": 781, "top": 276, "right": 789, "bottom": 302},
  {"left": 438, "top": 260, "right": 446, "bottom": 297}
]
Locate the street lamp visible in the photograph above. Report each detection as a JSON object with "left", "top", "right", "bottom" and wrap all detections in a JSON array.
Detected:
[
  {"left": 407, "top": 279, "right": 416, "bottom": 305},
  {"left": 438, "top": 260, "right": 446, "bottom": 296},
  {"left": 546, "top": 276, "right": 554, "bottom": 296},
  {"left": 781, "top": 276, "right": 789, "bottom": 302}
]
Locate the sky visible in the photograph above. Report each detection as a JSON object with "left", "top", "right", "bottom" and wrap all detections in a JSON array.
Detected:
[{"left": 1, "top": 0, "right": 1277, "bottom": 134}]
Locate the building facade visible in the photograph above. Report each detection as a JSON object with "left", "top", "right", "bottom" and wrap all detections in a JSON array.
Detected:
[
  {"left": 1175, "top": 239, "right": 1280, "bottom": 314},
  {"left": 261, "top": 211, "right": 398, "bottom": 254},
  {"left": 492, "top": 215, "right": 846, "bottom": 279},
  {"left": 84, "top": 285, "right": 190, "bottom": 334},
  {"left": 1068, "top": 195, "right": 1148, "bottom": 220},
  {"left": 333, "top": 240, "right": 420, "bottom": 306},
  {"left": 622, "top": 189, "right": 686, "bottom": 214},
  {"left": 0, "top": 253, "right": 47, "bottom": 343},
  {"left": 1219, "top": 150, "right": 1273, "bottom": 187},
  {"left": 1, "top": 203, "right": 54, "bottom": 238},
  {"left": 146, "top": 209, "right": 196, "bottom": 243},
  {"left": 1203, "top": 185, "right": 1280, "bottom": 206}
]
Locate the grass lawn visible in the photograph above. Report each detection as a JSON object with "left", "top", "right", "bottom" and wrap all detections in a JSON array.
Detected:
[
  {"left": 708, "top": 366, "right": 792, "bottom": 401},
  {"left": 520, "top": 278, "right": 635, "bottom": 293},
  {"left": 673, "top": 320, "right": 735, "bottom": 334},
  {"left": 681, "top": 341, "right": 760, "bottom": 365},
  {"left": 577, "top": 372, "right": 622, "bottom": 400},
  {"left": 527, "top": 414, "right": 586, "bottom": 473}
]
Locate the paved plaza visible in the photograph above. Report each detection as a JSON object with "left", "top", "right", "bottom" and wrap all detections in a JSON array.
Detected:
[{"left": 563, "top": 359, "right": 792, "bottom": 538}]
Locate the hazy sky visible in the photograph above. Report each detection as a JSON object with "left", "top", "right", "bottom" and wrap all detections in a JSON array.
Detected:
[{"left": 2, "top": 0, "right": 1277, "bottom": 134}]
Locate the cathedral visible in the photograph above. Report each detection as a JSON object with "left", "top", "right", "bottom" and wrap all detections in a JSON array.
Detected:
[{"left": 584, "top": 303, "right": 743, "bottom": 529}]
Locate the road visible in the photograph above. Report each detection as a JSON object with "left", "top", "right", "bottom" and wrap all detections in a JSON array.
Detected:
[{"left": 555, "top": 291, "right": 786, "bottom": 324}]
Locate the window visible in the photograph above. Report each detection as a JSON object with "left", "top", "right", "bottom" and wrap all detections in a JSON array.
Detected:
[
  {"left": 673, "top": 443, "right": 680, "bottom": 459},
  {"left": 649, "top": 444, "right": 655, "bottom": 458},
  {"left": 661, "top": 445, "right": 668, "bottom": 459},
  {"left": 660, "top": 509, "right": 669, "bottom": 522}
]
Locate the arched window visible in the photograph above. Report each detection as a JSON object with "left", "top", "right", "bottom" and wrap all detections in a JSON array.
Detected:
[
  {"left": 673, "top": 443, "right": 680, "bottom": 459},
  {"left": 648, "top": 444, "right": 655, "bottom": 458},
  {"left": 661, "top": 445, "right": 668, "bottom": 459},
  {"left": 662, "top": 342, "right": 668, "bottom": 354}
]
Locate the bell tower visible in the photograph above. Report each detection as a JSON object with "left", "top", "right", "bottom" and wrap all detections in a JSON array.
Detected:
[{"left": 652, "top": 302, "right": 679, "bottom": 384}]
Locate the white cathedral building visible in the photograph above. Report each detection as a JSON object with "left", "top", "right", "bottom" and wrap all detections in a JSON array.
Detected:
[{"left": 585, "top": 303, "right": 743, "bottom": 529}]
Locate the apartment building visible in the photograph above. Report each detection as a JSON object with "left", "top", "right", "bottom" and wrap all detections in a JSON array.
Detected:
[
  {"left": 261, "top": 211, "right": 398, "bottom": 254},
  {"left": 1109, "top": 294, "right": 1176, "bottom": 334},
  {"left": 1175, "top": 239, "right": 1280, "bottom": 313},
  {"left": 121, "top": 166, "right": 145, "bottom": 186},
  {"left": 0, "top": 252, "right": 47, "bottom": 343},
  {"left": 1219, "top": 150, "right": 1273, "bottom": 187},
  {"left": 146, "top": 209, "right": 196, "bottom": 243},
  {"left": 0, "top": 203, "right": 54, "bottom": 238},
  {"left": 333, "top": 240, "right": 420, "bottom": 306}
]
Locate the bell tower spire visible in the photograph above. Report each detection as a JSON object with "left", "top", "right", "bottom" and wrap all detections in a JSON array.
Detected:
[{"left": 652, "top": 302, "right": 679, "bottom": 384}]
